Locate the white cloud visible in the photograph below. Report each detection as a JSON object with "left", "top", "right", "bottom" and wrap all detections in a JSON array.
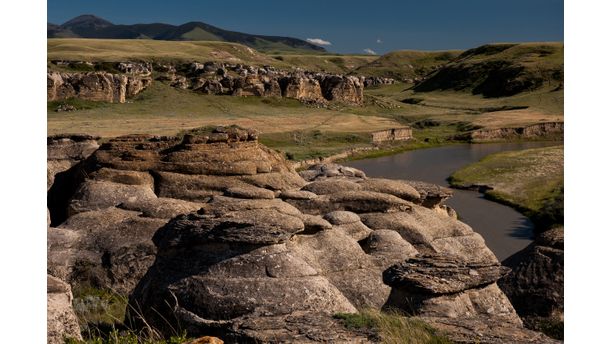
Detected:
[
  {"left": 306, "top": 38, "right": 332, "bottom": 46},
  {"left": 376, "top": 38, "right": 383, "bottom": 44},
  {"left": 363, "top": 48, "right": 377, "bottom": 55}
]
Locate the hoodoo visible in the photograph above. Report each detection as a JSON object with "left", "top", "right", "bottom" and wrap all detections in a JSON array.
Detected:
[{"left": 46, "top": 126, "right": 558, "bottom": 343}]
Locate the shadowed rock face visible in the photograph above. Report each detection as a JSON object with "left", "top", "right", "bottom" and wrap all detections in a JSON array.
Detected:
[
  {"left": 499, "top": 227, "right": 564, "bottom": 332},
  {"left": 47, "top": 126, "right": 556, "bottom": 343}
]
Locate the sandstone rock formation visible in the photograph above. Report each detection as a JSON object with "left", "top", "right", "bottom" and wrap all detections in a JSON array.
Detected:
[
  {"left": 363, "top": 76, "right": 396, "bottom": 87},
  {"left": 499, "top": 227, "right": 564, "bottom": 333},
  {"left": 47, "top": 126, "right": 558, "bottom": 343},
  {"left": 47, "top": 275, "right": 82, "bottom": 344},
  {"left": 467, "top": 122, "right": 564, "bottom": 142},
  {"left": 47, "top": 70, "right": 151, "bottom": 103},
  {"left": 382, "top": 255, "right": 557, "bottom": 343},
  {"left": 48, "top": 60, "right": 364, "bottom": 105},
  {"left": 371, "top": 127, "right": 413, "bottom": 143},
  {"left": 47, "top": 62, "right": 152, "bottom": 103}
]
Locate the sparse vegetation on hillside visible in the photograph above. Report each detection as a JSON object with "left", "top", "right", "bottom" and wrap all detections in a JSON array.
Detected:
[
  {"left": 352, "top": 50, "right": 462, "bottom": 80},
  {"left": 271, "top": 54, "right": 378, "bottom": 74},
  {"left": 48, "top": 39, "right": 293, "bottom": 67},
  {"left": 413, "top": 42, "right": 563, "bottom": 97},
  {"left": 335, "top": 309, "right": 451, "bottom": 344}
]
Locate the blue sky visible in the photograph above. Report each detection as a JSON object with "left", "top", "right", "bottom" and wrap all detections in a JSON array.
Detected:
[{"left": 47, "top": 0, "right": 563, "bottom": 54}]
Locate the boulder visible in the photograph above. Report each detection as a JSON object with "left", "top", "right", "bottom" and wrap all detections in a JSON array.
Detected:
[
  {"left": 318, "top": 75, "right": 364, "bottom": 105},
  {"left": 361, "top": 230, "right": 418, "bottom": 267},
  {"left": 287, "top": 191, "right": 412, "bottom": 215},
  {"left": 380, "top": 255, "right": 552, "bottom": 343},
  {"left": 127, "top": 216, "right": 357, "bottom": 337},
  {"left": 357, "top": 178, "right": 421, "bottom": 202},
  {"left": 153, "top": 208, "right": 304, "bottom": 248},
  {"left": 222, "top": 312, "right": 372, "bottom": 343},
  {"left": 299, "top": 163, "right": 366, "bottom": 181},
  {"left": 47, "top": 275, "right": 82, "bottom": 344},
  {"left": 279, "top": 189, "right": 318, "bottom": 200},
  {"left": 499, "top": 227, "right": 564, "bottom": 327},
  {"left": 301, "top": 179, "right": 363, "bottom": 195},
  {"left": 48, "top": 207, "right": 166, "bottom": 294},
  {"left": 279, "top": 75, "right": 325, "bottom": 102},
  {"left": 406, "top": 180, "right": 453, "bottom": 208},
  {"left": 323, "top": 210, "right": 361, "bottom": 225}
]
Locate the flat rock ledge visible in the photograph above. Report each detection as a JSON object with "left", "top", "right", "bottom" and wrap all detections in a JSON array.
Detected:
[{"left": 384, "top": 255, "right": 511, "bottom": 295}]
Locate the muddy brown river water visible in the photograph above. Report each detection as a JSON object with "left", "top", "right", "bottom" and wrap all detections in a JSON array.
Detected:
[{"left": 346, "top": 141, "right": 561, "bottom": 261}]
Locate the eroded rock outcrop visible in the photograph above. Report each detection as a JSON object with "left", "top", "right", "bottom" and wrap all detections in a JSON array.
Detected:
[
  {"left": 47, "top": 70, "right": 152, "bottom": 103},
  {"left": 47, "top": 275, "right": 82, "bottom": 344},
  {"left": 47, "top": 126, "right": 556, "bottom": 343},
  {"left": 499, "top": 227, "right": 564, "bottom": 335},
  {"left": 48, "top": 60, "right": 364, "bottom": 105},
  {"left": 47, "top": 134, "right": 100, "bottom": 226},
  {"left": 383, "top": 255, "right": 557, "bottom": 343},
  {"left": 467, "top": 122, "right": 564, "bottom": 142}
]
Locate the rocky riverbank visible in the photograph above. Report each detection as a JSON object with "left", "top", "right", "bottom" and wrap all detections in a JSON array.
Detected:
[{"left": 47, "top": 126, "right": 558, "bottom": 343}]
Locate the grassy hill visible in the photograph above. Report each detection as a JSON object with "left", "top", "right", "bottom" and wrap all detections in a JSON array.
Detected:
[
  {"left": 47, "top": 39, "right": 379, "bottom": 73},
  {"left": 48, "top": 14, "right": 325, "bottom": 53},
  {"left": 414, "top": 42, "right": 563, "bottom": 97},
  {"left": 270, "top": 54, "right": 378, "bottom": 74},
  {"left": 352, "top": 50, "right": 462, "bottom": 80},
  {"left": 47, "top": 38, "right": 293, "bottom": 67}
]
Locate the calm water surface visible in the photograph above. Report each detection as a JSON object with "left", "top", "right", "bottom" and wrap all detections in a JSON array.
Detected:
[{"left": 346, "top": 142, "right": 560, "bottom": 261}]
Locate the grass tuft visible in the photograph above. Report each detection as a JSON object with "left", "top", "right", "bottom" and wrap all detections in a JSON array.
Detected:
[
  {"left": 68, "top": 287, "right": 192, "bottom": 344},
  {"left": 335, "top": 309, "right": 452, "bottom": 344}
]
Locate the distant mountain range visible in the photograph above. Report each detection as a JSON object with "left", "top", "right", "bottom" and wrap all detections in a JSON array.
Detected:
[{"left": 47, "top": 15, "right": 326, "bottom": 53}]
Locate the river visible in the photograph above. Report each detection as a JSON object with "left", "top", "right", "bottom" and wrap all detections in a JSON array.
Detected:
[{"left": 345, "top": 141, "right": 561, "bottom": 261}]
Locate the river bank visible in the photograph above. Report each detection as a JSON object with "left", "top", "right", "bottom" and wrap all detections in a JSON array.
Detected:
[
  {"left": 448, "top": 145, "right": 564, "bottom": 232},
  {"left": 344, "top": 141, "right": 561, "bottom": 260}
]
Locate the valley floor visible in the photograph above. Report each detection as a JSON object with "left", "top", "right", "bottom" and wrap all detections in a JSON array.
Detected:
[{"left": 48, "top": 81, "right": 563, "bottom": 161}]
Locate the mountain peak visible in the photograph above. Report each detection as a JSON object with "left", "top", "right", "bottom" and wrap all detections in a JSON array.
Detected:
[
  {"left": 61, "top": 14, "right": 114, "bottom": 28},
  {"left": 50, "top": 14, "right": 326, "bottom": 53}
]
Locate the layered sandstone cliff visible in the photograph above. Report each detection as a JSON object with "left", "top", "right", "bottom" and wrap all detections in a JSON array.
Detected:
[
  {"left": 47, "top": 127, "right": 557, "bottom": 343},
  {"left": 467, "top": 122, "right": 564, "bottom": 142},
  {"left": 47, "top": 70, "right": 152, "bottom": 103},
  {"left": 47, "top": 60, "right": 365, "bottom": 105}
]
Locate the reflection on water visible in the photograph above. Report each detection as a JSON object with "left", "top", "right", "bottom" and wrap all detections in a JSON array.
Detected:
[{"left": 346, "top": 141, "right": 560, "bottom": 261}]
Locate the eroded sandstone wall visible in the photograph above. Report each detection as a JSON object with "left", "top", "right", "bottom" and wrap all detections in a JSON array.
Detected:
[
  {"left": 47, "top": 70, "right": 152, "bottom": 103},
  {"left": 47, "top": 60, "right": 365, "bottom": 105},
  {"left": 371, "top": 127, "right": 413, "bottom": 143},
  {"left": 469, "top": 122, "right": 564, "bottom": 142}
]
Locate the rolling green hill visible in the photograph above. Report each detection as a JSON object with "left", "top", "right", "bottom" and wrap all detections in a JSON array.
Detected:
[
  {"left": 413, "top": 42, "right": 564, "bottom": 97},
  {"left": 47, "top": 39, "right": 294, "bottom": 67},
  {"left": 352, "top": 50, "right": 462, "bottom": 80}
]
